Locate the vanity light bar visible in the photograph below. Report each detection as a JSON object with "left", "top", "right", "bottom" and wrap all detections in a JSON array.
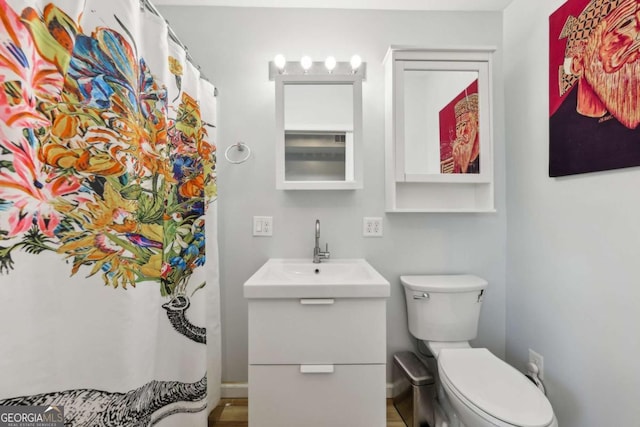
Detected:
[{"left": 268, "top": 57, "right": 367, "bottom": 80}]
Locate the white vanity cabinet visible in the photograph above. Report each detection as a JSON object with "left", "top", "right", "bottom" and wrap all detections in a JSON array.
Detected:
[{"left": 244, "top": 259, "right": 390, "bottom": 427}]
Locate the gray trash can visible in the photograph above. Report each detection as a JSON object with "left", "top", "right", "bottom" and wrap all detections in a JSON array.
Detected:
[{"left": 392, "top": 351, "right": 436, "bottom": 427}]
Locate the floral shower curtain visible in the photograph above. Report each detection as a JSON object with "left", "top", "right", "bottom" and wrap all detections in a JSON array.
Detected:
[{"left": 0, "top": 0, "right": 220, "bottom": 425}]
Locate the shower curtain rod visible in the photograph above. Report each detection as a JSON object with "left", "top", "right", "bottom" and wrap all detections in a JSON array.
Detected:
[{"left": 141, "top": 0, "right": 218, "bottom": 97}]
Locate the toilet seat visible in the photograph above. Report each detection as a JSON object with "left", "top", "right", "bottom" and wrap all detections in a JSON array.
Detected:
[{"left": 438, "top": 348, "right": 554, "bottom": 427}]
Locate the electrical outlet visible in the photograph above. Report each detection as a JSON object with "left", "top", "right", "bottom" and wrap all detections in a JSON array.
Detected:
[
  {"left": 363, "top": 217, "right": 383, "bottom": 237},
  {"left": 529, "top": 349, "right": 544, "bottom": 380},
  {"left": 253, "top": 216, "right": 273, "bottom": 236}
]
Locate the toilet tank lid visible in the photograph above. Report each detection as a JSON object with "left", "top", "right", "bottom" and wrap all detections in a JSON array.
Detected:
[{"left": 400, "top": 275, "right": 488, "bottom": 292}]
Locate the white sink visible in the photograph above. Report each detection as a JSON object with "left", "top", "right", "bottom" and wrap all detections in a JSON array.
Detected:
[{"left": 243, "top": 258, "right": 390, "bottom": 298}]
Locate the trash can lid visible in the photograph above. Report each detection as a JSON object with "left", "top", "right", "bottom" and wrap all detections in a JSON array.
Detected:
[{"left": 393, "top": 351, "right": 434, "bottom": 386}]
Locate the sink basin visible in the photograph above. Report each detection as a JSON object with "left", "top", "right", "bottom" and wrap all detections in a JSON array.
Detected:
[{"left": 243, "top": 258, "right": 390, "bottom": 298}]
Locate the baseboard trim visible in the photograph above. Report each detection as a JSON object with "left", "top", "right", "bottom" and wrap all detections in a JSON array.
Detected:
[
  {"left": 221, "top": 382, "right": 394, "bottom": 399},
  {"left": 221, "top": 382, "right": 248, "bottom": 398}
]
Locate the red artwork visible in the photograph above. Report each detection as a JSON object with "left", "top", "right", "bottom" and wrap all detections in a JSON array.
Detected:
[
  {"left": 439, "top": 80, "right": 479, "bottom": 174},
  {"left": 550, "top": 0, "right": 640, "bottom": 176}
]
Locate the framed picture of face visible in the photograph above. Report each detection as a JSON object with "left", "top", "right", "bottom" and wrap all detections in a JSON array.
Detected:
[{"left": 549, "top": 0, "right": 640, "bottom": 177}]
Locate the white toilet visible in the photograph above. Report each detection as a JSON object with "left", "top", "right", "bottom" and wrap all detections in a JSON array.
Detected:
[{"left": 400, "top": 275, "right": 558, "bottom": 427}]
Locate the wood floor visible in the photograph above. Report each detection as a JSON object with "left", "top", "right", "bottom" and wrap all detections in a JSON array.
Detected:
[{"left": 208, "top": 398, "right": 406, "bottom": 426}]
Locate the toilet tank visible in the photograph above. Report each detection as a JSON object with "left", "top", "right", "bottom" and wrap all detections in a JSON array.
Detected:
[{"left": 400, "top": 275, "right": 488, "bottom": 342}]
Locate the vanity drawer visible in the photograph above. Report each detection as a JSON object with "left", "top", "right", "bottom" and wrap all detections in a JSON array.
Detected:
[
  {"left": 249, "top": 363, "right": 386, "bottom": 427},
  {"left": 248, "top": 298, "right": 386, "bottom": 364}
]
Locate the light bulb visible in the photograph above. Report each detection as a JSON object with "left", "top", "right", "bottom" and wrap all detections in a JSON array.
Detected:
[
  {"left": 301, "top": 56, "right": 313, "bottom": 72},
  {"left": 350, "top": 54, "right": 362, "bottom": 72},
  {"left": 325, "top": 56, "right": 336, "bottom": 73},
  {"left": 274, "top": 54, "right": 286, "bottom": 71}
]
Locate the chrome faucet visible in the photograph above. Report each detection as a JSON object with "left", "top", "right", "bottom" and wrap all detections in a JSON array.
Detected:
[{"left": 313, "top": 219, "right": 330, "bottom": 263}]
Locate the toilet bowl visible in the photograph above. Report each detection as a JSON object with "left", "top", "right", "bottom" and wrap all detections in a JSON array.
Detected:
[{"left": 400, "top": 275, "right": 557, "bottom": 427}]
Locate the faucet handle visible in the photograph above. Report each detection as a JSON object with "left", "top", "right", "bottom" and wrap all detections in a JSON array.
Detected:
[{"left": 325, "top": 243, "right": 329, "bottom": 252}]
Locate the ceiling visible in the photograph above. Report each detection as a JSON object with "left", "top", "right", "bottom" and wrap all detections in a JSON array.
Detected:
[{"left": 151, "top": 0, "right": 515, "bottom": 12}]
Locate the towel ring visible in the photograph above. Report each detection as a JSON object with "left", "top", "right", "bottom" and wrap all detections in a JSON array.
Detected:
[{"left": 224, "top": 142, "right": 251, "bottom": 164}]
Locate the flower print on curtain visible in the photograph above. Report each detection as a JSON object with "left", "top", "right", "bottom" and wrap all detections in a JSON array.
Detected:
[{"left": 0, "top": 0, "right": 218, "bottom": 425}]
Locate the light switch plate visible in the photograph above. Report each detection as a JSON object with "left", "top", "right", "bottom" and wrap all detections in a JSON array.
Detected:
[{"left": 253, "top": 216, "right": 273, "bottom": 236}]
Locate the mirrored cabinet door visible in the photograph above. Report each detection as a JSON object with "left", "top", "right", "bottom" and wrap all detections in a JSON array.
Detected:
[
  {"left": 275, "top": 75, "right": 363, "bottom": 190},
  {"left": 402, "top": 68, "right": 482, "bottom": 178},
  {"left": 284, "top": 84, "right": 354, "bottom": 183}
]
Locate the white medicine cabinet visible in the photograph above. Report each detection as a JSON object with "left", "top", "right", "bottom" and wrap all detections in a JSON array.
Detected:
[{"left": 384, "top": 46, "right": 496, "bottom": 212}]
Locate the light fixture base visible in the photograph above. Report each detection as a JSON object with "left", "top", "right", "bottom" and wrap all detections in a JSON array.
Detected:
[{"left": 269, "top": 61, "right": 366, "bottom": 81}]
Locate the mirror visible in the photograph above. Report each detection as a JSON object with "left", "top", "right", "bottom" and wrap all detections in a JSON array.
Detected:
[
  {"left": 275, "top": 75, "right": 362, "bottom": 190},
  {"left": 284, "top": 84, "right": 353, "bottom": 182},
  {"left": 404, "top": 70, "right": 479, "bottom": 176},
  {"left": 392, "top": 56, "right": 492, "bottom": 184}
]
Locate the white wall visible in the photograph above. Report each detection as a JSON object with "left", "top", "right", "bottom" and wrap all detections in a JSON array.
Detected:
[
  {"left": 504, "top": 1, "right": 640, "bottom": 426},
  {"left": 159, "top": 6, "right": 506, "bottom": 383}
]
